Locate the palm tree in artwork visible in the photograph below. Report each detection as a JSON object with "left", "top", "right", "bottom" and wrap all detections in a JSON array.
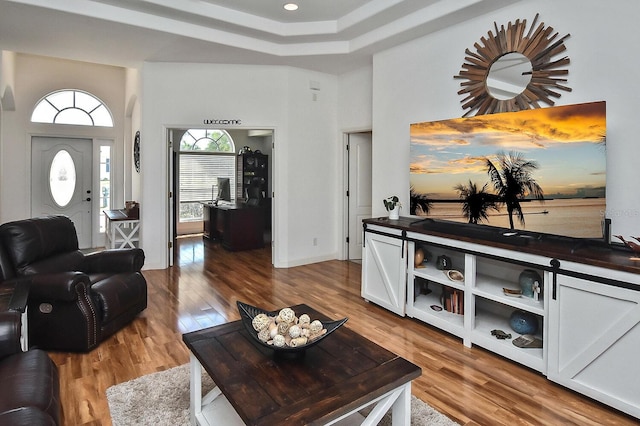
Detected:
[
  {"left": 454, "top": 180, "right": 500, "bottom": 224},
  {"left": 410, "top": 186, "right": 432, "bottom": 216},
  {"left": 485, "top": 151, "right": 544, "bottom": 229}
]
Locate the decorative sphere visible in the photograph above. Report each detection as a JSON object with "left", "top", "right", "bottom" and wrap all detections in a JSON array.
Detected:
[
  {"left": 509, "top": 310, "right": 538, "bottom": 335},
  {"left": 414, "top": 248, "right": 425, "bottom": 267}
]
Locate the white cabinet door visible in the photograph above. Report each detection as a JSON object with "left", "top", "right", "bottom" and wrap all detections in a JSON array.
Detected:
[
  {"left": 361, "top": 231, "right": 407, "bottom": 316},
  {"left": 547, "top": 273, "right": 640, "bottom": 418}
]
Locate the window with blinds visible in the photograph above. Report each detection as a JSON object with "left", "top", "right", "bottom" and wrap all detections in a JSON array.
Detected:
[{"left": 179, "top": 153, "right": 236, "bottom": 222}]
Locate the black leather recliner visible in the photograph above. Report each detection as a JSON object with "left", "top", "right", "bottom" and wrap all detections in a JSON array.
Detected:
[
  {"left": 0, "top": 215, "right": 147, "bottom": 352},
  {"left": 0, "top": 310, "right": 61, "bottom": 425}
]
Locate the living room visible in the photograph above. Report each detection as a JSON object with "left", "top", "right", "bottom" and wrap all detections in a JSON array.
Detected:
[{"left": 1, "top": 0, "right": 639, "bottom": 424}]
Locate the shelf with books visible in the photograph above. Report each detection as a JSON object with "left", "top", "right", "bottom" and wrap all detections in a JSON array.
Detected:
[
  {"left": 408, "top": 279, "right": 465, "bottom": 338},
  {"left": 406, "top": 239, "right": 547, "bottom": 370}
]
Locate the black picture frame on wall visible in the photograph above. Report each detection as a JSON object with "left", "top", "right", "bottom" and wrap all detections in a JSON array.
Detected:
[{"left": 134, "top": 130, "right": 140, "bottom": 173}]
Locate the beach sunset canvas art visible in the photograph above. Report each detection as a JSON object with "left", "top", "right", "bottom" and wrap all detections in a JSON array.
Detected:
[{"left": 410, "top": 101, "right": 606, "bottom": 238}]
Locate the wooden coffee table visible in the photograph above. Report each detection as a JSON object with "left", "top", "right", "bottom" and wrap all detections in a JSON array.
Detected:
[{"left": 182, "top": 304, "right": 421, "bottom": 425}]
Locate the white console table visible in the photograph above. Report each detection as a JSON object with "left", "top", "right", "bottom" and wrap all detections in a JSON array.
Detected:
[
  {"left": 104, "top": 209, "right": 140, "bottom": 249},
  {"left": 362, "top": 217, "right": 640, "bottom": 419}
]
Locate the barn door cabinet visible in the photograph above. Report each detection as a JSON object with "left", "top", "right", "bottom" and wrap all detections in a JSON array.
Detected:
[
  {"left": 361, "top": 224, "right": 407, "bottom": 316},
  {"left": 547, "top": 267, "right": 640, "bottom": 418},
  {"left": 361, "top": 217, "right": 640, "bottom": 419}
]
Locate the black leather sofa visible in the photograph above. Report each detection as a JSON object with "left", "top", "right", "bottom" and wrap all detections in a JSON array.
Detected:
[
  {"left": 0, "top": 215, "right": 147, "bottom": 352},
  {"left": 0, "top": 310, "right": 60, "bottom": 425}
]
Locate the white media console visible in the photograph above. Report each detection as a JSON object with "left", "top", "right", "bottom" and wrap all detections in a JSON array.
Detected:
[{"left": 361, "top": 217, "right": 640, "bottom": 419}]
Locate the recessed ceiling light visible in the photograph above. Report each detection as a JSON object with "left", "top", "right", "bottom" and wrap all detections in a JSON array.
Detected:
[{"left": 284, "top": 3, "right": 299, "bottom": 11}]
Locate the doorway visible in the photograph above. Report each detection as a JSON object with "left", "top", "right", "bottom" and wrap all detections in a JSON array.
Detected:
[
  {"left": 346, "top": 132, "right": 372, "bottom": 260},
  {"left": 31, "top": 136, "right": 93, "bottom": 248},
  {"left": 167, "top": 127, "right": 274, "bottom": 265}
]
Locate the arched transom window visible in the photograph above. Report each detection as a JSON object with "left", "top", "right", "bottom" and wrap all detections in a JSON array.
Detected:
[
  {"left": 179, "top": 129, "right": 234, "bottom": 152},
  {"left": 31, "top": 89, "right": 114, "bottom": 127}
]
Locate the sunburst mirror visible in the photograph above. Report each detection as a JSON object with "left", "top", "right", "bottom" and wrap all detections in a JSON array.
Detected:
[{"left": 455, "top": 14, "right": 571, "bottom": 117}]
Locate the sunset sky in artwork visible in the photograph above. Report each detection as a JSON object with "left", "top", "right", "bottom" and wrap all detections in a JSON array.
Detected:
[{"left": 410, "top": 101, "right": 606, "bottom": 199}]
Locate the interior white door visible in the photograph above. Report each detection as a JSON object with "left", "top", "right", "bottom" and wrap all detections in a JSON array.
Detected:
[
  {"left": 32, "top": 137, "right": 93, "bottom": 248},
  {"left": 348, "top": 132, "right": 372, "bottom": 260}
]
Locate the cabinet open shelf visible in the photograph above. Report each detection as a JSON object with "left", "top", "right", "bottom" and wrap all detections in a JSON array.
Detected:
[
  {"left": 474, "top": 273, "right": 544, "bottom": 316},
  {"left": 413, "top": 266, "right": 465, "bottom": 292},
  {"left": 472, "top": 308, "right": 544, "bottom": 372},
  {"left": 405, "top": 239, "right": 547, "bottom": 372},
  {"left": 409, "top": 288, "right": 465, "bottom": 338}
]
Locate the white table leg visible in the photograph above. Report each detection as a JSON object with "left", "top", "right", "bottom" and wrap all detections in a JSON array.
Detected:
[
  {"left": 190, "top": 353, "right": 203, "bottom": 426},
  {"left": 326, "top": 383, "right": 412, "bottom": 426},
  {"left": 391, "top": 382, "right": 411, "bottom": 426}
]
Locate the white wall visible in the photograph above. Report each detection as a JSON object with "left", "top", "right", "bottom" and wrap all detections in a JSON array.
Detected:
[
  {"left": 372, "top": 0, "right": 640, "bottom": 237},
  {"left": 338, "top": 66, "right": 373, "bottom": 132},
  {"left": 125, "top": 67, "right": 141, "bottom": 203},
  {"left": 0, "top": 54, "right": 126, "bottom": 225},
  {"left": 140, "top": 63, "right": 339, "bottom": 269}
]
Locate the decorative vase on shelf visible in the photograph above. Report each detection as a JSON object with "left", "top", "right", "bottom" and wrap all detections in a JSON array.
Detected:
[
  {"left": 383, "top": 196, "right": 401, "bottom": 220},
  {"left": 388, "top": 206, "right": 400, "bottom": 220},
  {"left": 519, "top": 269, "right": 542, "bottom": 299},
  {"left": 414, "top": 247, "right": 425, "bottom": 267}
]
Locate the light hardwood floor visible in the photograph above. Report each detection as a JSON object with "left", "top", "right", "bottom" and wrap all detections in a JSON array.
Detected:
[{"left": 49, "top": 236, "right": 636, "bottom": 425}]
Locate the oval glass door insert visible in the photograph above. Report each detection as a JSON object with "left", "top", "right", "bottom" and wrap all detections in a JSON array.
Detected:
[{"left": 49, "top": 149, "right": 76, "bottom": 207}]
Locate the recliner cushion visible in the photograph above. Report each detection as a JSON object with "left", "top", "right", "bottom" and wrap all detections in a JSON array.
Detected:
[
  {"left": 0, "top": 350, "right": 60, "bottom": 424},
  {"left": 0, "top": 406, "right": 57, "bottom": 426},
  {"left": 0, "top": 216, "right": 79, "bottom": 273},
  {"left": 90, "top": 272, "right": 147, "bottom": 324},
  {"left": 19, "top": 251, "right": 84, "bottom": 276}
]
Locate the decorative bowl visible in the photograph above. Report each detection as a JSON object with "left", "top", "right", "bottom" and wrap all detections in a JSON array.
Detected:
[
  {"left": 237, "top": 301, "right": 348, "bottom": 354},
  {"left": 446, "top": 269, "right": 464, "bottom": 282},
  {"left": 503, "top": 288, "right": 522, "bottom": 297}
]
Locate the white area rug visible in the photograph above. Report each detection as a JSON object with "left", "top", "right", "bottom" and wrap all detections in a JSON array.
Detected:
[{"left": 107, "top": 364, "right": 458, "bottom": 426}]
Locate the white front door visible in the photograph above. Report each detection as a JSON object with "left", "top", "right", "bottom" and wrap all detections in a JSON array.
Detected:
[
  {"left": 31, "top": 136, "right": 93, "bottom": 248},
  {"left": 347, "top": 132, "right": 372, "bottom": 260}
]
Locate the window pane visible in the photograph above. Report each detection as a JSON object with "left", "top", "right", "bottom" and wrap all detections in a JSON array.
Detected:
[
  {"left": 91, "top": 105, "right": 114, "bottom": 127},
  {"left": 99, "top": 146, "right": 111, "bottom": 233},
  {"left": 75, "top": 91, "right": 101, "bottom": 111},
  {"left": 31, "top": 102, "right": 58, "bottom": 123},
  {"left": 49, "top": 150, "right": 76, "bottom": 207},
  {"left": 56, "top": 108, "right": 93, "bottom": 126},
  {"left": 47, "top": 91, "right": 73, "bottom": 110},
  {"left": 193, "top": 138, "right": 212, "bottom": 151},
  {"left": 179, "top": 154, "right": 236, "bottom": 222}
]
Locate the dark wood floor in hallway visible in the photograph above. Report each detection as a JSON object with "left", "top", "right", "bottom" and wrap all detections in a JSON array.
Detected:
[{"left": 49, "top": 236, "right": 636, "bottom": 425}]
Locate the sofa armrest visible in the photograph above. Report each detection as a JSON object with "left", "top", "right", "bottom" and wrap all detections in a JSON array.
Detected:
[
  {"left": 82, "top": 248, "right": 145, "bottom": 273},
  {"left": 0, "top": 311, "right": 22, "bottom": 359},
  {"left": 29, "top": 272, "right": 91, "bottom": 302}
]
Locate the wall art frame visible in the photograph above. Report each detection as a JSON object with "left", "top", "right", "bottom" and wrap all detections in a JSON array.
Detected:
[{"left": 454, "top": 13, "right": 571, "bottom": 117}]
